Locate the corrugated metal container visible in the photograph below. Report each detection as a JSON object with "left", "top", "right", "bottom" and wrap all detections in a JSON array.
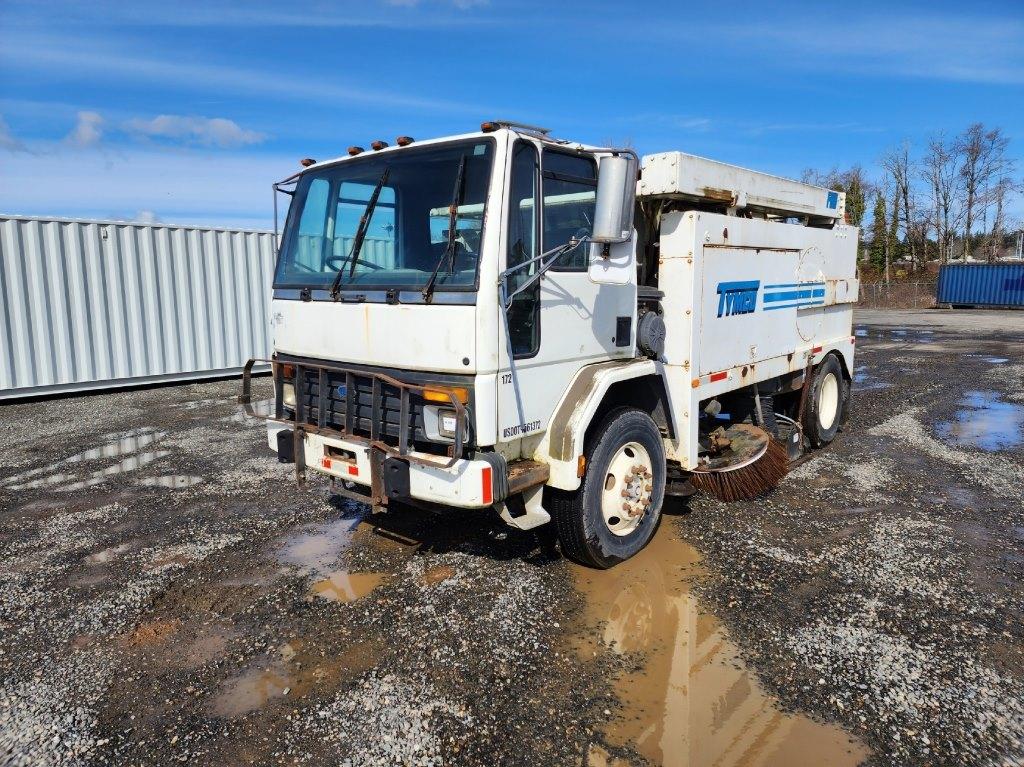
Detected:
[
  {"left": 936, "top": 263, "right": 1024, "bottom": 308},
  {"left": 0, "top": 215, "right": 275, "bottom": 399}
]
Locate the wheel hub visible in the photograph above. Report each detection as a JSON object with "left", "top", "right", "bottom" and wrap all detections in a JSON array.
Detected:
[{"left": 601, "top": 443, "right": 654, "bottom": 536}]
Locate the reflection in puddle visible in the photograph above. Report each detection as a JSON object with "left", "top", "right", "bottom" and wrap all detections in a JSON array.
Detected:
[
  {"left": 139, "top": 475, "right": 204, "bottom": 489},
  {"left": 1, "top": 429, "right": 168, "bottom": 490},
  {"left": 571, "top": 530, "right": 867, "bottom": 767},
  {"left": 310, "top": 571, "right": 385, "bottom": 602},
  {"left": 86, "top": 542, "right": 135, "bottom": 564},
  {"left": 6, "top": 450, "right": 171, "bottom": 491},
  {"left": 275, "top": 517, "right": 362, "bottom": 575},
  {"left": 226, "top": 399, "right": 274, "bottom": 424},
  {"left": 213, "top": 666, "right": 291, "bottom": 717},
  {"left": 935, "top": 391, "right": 1024, "bottom": 451},
  {"left": 966, "top": 354, "right": 1010, "bottom": 365},
  {"left": 853, "top": 365, "right": 891, "bottom": 391}
]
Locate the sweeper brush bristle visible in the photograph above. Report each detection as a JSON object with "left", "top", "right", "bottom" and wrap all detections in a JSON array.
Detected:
[{"left": 690, "top": 438, "right": 790, "bottom": 502}]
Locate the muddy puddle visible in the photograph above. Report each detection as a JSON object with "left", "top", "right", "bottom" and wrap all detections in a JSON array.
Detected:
[
  {"left": 935, "top": 390, "right": 1024, "bottom": 451},
  {"left": 309, "top": 571, "right": 385, "bottom": 602},
  {"left": 211, "top": 639, "right": 379, "bottom": 718},
  {"left": 274, "top": 516, "right": 362, "bottom": 574},
  {"left": 571, "top": 530, "right": 867, "bottom": 766}
]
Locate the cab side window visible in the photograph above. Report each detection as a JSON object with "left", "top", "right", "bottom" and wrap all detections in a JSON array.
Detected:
[
  {"left": 542, "top": 150, "right": 597, "bottom": 271},
  {"left": 506, "top": 141, "right": 540, "bottom": 358}
]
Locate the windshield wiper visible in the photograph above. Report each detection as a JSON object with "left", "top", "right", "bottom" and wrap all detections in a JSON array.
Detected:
[
  {"left": 330, "top": 166, "right": 390, "bottom": 299},
  {"left": 422, "top": 155, "right": 467, "bottom": 301}
]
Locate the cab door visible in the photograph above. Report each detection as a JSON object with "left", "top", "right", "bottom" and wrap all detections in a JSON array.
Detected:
[{"left": 497, "top": 141, "right": 636, "bottom": 451}]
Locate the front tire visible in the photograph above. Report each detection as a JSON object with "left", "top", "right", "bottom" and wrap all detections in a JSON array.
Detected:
[{"left": 550, "top": 408, "right": 666, "bottom": 569}]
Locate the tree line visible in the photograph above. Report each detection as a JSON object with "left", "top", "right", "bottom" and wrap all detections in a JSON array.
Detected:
[{"left": 802, "top": 123, "right": 1021, "bottom": 281}]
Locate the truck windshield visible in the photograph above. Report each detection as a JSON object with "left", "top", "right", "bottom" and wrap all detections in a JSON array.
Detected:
[{"left": 274, "top": 139, "right": 495, "bottom": 292}]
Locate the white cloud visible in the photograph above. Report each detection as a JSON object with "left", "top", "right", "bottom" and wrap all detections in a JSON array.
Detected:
[
  {"left": 0, "top": 34, "right": 489, "bottom": 116},
  {"left": 64, "top": 110, "right": 104, "bottom": 147},
  {"left": 0, "top": 114, "right": 28, "bottom": 151},
  {"left": 124, "top": 114, "right": 266, "bottom": 148}
]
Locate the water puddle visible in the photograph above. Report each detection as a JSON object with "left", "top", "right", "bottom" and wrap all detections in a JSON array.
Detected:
[
  {"left": 139, "top": 475, "right": 204, "bottom": 489},
  {"left": 226, "top": 398, "right": 274, "bottom": 425},
  {"left": 85, "top": 541, "right": 135, "bottom": 564},
  {"left": 966, "top": 353, "right": 1010, "bottom": 365},
  {"left": 211, "top": 639, "right": 379, "bottom": 717},
  {"left": 309, "top": 571, "right": 385, "bottom": 602},
  {"left": 935, "top": 391, "right": 1024, "bottom": 451},
  {"left": 2, "top": 428, "right": 171, "bottom": 491},
  {"left": 180, "top": 397, "right": 231, "bottom": 410},
  {"left": 421, "top": 564, "right": 457, "bottom": 585},
  {"left": 853, "top": 365, "right": 891, "bottom": 391},
  {"left": 274, "top": 516, "right": 362, "bottom": 575},
  {"left": 854, "top": 327, "right": 868, "bottom": 338},
  {"left": 213, "top": 666, "right": 292, "bottom": 717},
  {"left": 571, "top": 530, "right": 867, "bottom": 767}
]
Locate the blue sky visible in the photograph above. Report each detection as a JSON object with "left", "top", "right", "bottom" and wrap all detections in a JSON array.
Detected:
[{"left": 1, "top": 0, "right": 1021, "bottom": 229}]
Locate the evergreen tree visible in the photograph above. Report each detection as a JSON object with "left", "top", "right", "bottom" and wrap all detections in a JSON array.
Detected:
[{"left": 869, "top": 191, "right": 887, "bottom": 270}]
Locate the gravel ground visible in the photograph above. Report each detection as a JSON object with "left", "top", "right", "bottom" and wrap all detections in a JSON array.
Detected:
[
  {"left": 0, "top": 308, "right": 1022, "bottom": 767},
  {"left": 681, "top": 310, "right": 1024, "bottom": 767}
]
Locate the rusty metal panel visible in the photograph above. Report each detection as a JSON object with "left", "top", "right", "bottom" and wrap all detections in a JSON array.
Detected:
[
  {"left": 0, "top": 214, "right": 275, "bottom": 399},
  {"left": 937, "top": 263, "right": 1024, "bottom": 308}
]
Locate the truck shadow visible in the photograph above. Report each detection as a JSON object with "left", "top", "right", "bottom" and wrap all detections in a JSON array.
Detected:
[{"left": 327, "top": 491, "right": 694, "bottom": 568}]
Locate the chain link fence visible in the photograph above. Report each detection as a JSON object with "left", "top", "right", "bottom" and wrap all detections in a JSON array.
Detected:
[{"left": 858, "top": 281, "right": 937, "bottom": 310}]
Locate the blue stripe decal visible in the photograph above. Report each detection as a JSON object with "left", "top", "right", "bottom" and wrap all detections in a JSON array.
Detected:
[
  {"left": 763, "top": 300, "right": 825, "bottom": 311},
  {"left": 764, "top": 288, "right": 826, "bottom": 303},
  {"left": 763, "top": 282, "right": 825, "bottom": 289}
]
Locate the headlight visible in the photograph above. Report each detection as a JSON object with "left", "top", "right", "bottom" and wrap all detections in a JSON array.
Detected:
[
  {"left": 438, "top": 409, "right": 459, "bottom": 437},
  {"left": 282, "top": 383, "right": 296, "bottom": 408}
]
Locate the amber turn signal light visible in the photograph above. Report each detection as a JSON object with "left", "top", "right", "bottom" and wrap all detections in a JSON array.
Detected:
[{"left": 423, "top": 386, "right": 469, "bottom": 404}]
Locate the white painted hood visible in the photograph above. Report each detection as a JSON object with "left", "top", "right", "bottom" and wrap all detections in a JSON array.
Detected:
[{"left": 271, "top": 299, "right": 477, "bottom": 373}]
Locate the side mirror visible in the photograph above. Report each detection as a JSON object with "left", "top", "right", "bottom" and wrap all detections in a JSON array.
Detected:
[{"left": 591, "top": 154, "right": 638, "bottom": 243}]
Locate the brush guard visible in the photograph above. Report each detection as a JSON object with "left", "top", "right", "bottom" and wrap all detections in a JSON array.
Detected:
[{"left": 238, "top": 357, "right": 467, "bottom": 505}]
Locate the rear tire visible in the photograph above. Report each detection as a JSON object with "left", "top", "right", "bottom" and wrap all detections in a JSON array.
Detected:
[
  {"left": 803, "top": 354, "right": 847, "bottom": 447},
  {"left": 549, "top": 408, "right": 666, "bottom": 569}
]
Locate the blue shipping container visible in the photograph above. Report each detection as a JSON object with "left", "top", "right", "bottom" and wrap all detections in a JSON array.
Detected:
[{"left": 936, "top": 263, "right": 1024, "bottom": 308}]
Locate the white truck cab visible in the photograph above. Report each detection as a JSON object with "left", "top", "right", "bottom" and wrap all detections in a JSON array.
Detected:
[{"left": 240, "top": 121, "right": 859, "bottom": 568}]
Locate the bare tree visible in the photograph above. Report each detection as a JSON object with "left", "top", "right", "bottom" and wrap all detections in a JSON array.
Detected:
[
  {"left": 957, "top": 124, "right": 1012, "bottom": 260},
  {"left": 881, "top": 142, "right": 918, "bottom": 271},
  {"left": 921, "top": 134, "right": 964, "bottom": 263}
]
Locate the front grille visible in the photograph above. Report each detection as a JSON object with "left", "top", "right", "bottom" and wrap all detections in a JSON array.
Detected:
[{"left": 285, "top": 363, "right": 470, "bottom": 458}]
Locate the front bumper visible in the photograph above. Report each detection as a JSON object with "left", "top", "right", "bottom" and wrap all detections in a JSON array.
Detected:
[{"left": 268, "top": 422, "right": 500, "bottom": 509}]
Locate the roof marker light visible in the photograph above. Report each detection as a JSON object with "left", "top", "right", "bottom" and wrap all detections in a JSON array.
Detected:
[
  {"left": 347, "top": 146, "right": 364, "bottom": 156},
  {"left": 480, "top": 121, "right": 498, "bottom": 133},
  {"left": 396, "top": 136, "right": 415, "bottom": 146},
  {"left": 371, "top": 140, "right": 389, "bottom": 151},
  {"left": 299, "top": 158, "right": 316, "bottom": 167}
]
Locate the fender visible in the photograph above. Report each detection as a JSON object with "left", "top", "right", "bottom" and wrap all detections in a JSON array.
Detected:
[{"left": 533, "top": 358, "right": 662, "bottom": 491}]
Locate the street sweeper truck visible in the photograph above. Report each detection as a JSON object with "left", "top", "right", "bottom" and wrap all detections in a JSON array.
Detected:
[{"left": 240, "top": 120, "right": 859, "bottom": 568}]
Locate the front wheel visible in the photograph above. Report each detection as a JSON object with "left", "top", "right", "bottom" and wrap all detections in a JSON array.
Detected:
[{"left": 549, "top": 408, "right": 666, "bottom": 569}]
